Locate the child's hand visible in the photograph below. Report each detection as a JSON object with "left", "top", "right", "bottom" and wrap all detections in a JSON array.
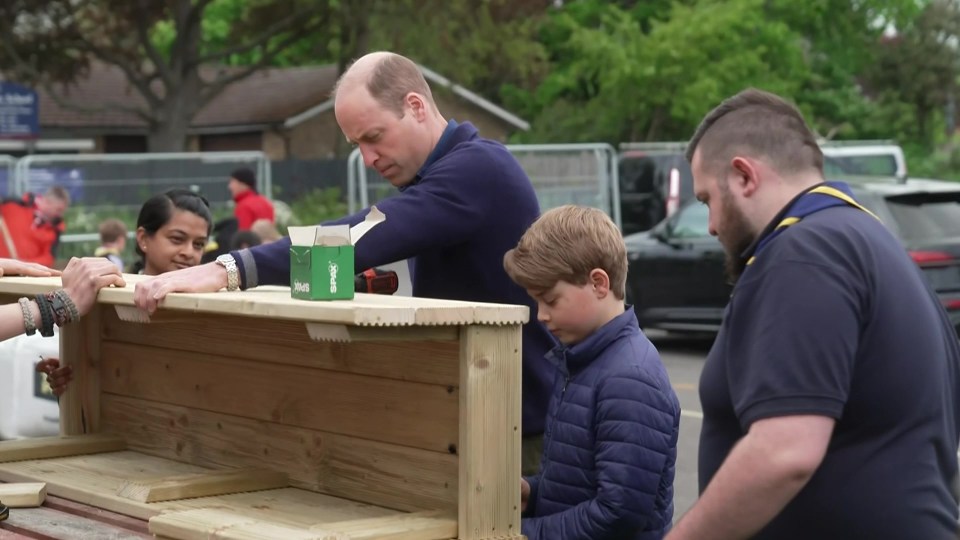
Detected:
[
  {"left": 35, "top": 357, "right": 73, "bottom": 396},
  {"left": 520, "top": 478, "right": 530, "bottom": 512}
]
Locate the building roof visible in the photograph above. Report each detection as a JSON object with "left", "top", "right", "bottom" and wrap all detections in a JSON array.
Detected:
[{"left": 36, "top": 61, "right": 528, "bottom": 132}]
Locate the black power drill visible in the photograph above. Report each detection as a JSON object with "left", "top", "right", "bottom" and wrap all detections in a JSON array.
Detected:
[{"left": 354, "top": 268, "right": 399, "bottom": 295}]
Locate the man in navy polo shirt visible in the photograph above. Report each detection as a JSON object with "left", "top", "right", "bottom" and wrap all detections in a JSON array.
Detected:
[
  {"left": 132, "top": 51, "right": 555, "bottom": 473},
  {"left": 667, "top": 88, "right": 960, "bottom": 539}
]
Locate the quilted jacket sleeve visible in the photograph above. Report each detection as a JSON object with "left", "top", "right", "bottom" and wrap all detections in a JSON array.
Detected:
[{"left": 521, "top": 367, "right": 679, "bottom": 539}]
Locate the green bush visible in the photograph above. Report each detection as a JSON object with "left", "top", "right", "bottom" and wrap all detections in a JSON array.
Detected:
[{"left": 281, "top": 187, "right": 349, "bottom": 233}]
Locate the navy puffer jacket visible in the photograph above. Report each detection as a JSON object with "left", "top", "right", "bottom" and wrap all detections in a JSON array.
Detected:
[{"left": 522, "top": 308, "right": 680, "bottom": 540}]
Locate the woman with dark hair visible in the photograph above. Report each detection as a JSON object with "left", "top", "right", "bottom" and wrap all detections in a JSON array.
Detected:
[
  {"left": 36, "top": 189, "right": 213, "bottom": 396},
  {"left": 129, "top": 189, "right": 213, "bottom": 275}
]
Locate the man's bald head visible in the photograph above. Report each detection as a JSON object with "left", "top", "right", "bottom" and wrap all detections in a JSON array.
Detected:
[{"left": 333, "top": 52, "right": 436, "bottom": 117}]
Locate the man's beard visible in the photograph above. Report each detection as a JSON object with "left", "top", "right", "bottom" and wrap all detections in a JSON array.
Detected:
[{"left": 719, "top": 194, "right": 755, "bottom": 285}]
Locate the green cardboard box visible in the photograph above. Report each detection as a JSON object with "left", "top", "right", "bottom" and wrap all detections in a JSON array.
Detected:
[{"left": 288, "top": 207, "right": 385, "bottom": 301}]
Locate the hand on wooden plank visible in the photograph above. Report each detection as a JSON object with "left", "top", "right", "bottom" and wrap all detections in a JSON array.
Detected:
[
  {"left": 35, "top": 357, "right": 72, "bottom": 397},
  {"left": 0, "top": 258, "right": 60, "bottom": 278},
  {"left": 133, "top": 262, "right": 228, "bottom": 314},
  {"left": 60, "top": 257, "right": 126, "bottom": 317}
]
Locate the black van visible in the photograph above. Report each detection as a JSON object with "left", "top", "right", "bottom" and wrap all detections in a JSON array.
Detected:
[{"left": 618, "top": 143, "right": 695, "bottom": 235}]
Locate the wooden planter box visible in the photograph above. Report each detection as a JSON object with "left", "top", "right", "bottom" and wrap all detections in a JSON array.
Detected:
[{"left": 0, "top": 276, "right": 526, "bottom": 540}]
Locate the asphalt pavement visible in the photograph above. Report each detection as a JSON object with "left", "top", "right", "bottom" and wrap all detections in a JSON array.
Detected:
[{"left": 646, "top": 330, "right": 713, "bottom": 521}]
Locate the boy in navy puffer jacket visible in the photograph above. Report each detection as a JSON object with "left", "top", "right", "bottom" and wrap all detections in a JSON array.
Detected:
[{"left": 504, "top": 205, "right": 681, "bottom": 540}]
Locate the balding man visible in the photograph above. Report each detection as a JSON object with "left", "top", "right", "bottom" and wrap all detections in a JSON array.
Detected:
[{"left": 132, "top": 51, "right": 556, "bottom": 473}]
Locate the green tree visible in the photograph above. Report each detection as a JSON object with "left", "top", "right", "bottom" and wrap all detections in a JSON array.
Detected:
[
  {"left": 0, "top": 0, "right": 332, "bottom": 151},
  {"left": 507, "top": 0, "right": 922, "bottom": 145},
  {"left": 863, "top": 0, "right": 960, "bottom": 145}
]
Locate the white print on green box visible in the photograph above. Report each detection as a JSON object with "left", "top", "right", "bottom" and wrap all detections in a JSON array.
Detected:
[{"left": 288, "top": 207, "right": 385, "bottom": 301}]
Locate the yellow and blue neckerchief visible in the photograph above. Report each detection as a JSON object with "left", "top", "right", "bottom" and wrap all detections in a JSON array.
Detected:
[{"left": 744, "top": 181, "right": 880, "bottom": 267}]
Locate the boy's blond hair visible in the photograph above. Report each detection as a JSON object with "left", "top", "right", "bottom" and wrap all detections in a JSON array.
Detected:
[
  {"left": 98, "top": 218, "right": 127, "bottom": 244},
  {"left": 504, "top": 205, "right": 627, "bottom": 299}
]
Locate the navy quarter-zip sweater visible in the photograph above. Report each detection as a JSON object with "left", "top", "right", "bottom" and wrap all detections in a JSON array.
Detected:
[{"left": 230, "top": 121, "right": 556, "bottom": 436}]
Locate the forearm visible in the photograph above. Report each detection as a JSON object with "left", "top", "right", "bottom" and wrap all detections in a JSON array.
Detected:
[
  {"left": 0, "top": 299, "right": 40, "bottom": 341},
  {"left": 233, "top": 236, "right": 292, "bottom": 289},
  {"left": 668, "top": 432, "right": 817, "bottom": 539}
]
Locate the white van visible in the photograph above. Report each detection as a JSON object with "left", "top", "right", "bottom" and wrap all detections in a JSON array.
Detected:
[{"left": 820, "top": 140, "right": 907, "bottom": 182}]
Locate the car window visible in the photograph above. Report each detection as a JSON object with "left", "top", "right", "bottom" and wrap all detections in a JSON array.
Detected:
[
  {"left": 828, "top": 155, "right": 898, "bottom": 177},
  {"left": 669, "top": 202, "right": 710, "bottom": 238},
  {"left": 823, "top": 156, "right": 850, "bottom": 177},
  {"left": 885, "top": 195, "right": 960, "bottom": 242}
]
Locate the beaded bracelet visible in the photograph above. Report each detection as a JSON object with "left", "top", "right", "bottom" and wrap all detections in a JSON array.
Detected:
[
  {"left": 18, "top": 297, "right": 36, "bottom": 336},
  {"left": 33, "top": 293, "right": 55, "bottom": 337}
]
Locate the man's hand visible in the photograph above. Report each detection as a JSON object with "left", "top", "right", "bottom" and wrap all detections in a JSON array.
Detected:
[
  {"left": 35, "top": 357, "right": 73, "bottom": 397},
  {"left": 60, "top": 258, "right": 126, "bottom": 317},
  {"left": 521, "top": 478, "right": 530, "bottom": 512},
  {"left": 0, "top": 258, "right": 61, "bottom": 278},
  {"left": 133, "top": 262, "right": 229, "bottom": 314}
]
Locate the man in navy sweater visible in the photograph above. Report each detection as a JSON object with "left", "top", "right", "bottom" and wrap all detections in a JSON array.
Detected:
[{"left": 133, "top": 51, "right": 555, "bottom": 471}]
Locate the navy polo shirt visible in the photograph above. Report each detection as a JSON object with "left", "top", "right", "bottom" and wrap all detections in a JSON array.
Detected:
[{"left": 699, "top": 204, "right": 960, "bottom": 538}]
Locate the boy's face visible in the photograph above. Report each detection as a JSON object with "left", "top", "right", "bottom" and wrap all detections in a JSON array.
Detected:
[{"left": 531, "top": 279, "right": 605, "bottom": 346}]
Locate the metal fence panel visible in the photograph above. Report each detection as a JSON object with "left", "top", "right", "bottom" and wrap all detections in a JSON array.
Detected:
[
  {"left": 0, "top": 155, "right": 15, "bottom": 197},
  {"left": 13, "top": 152, "right": 271, "bottom": 261},
  {"left": 15, "top": 151, "right": 270, "bottom": 207},
  {"left": 349, "top": 143, "right": 621, "bottom": 228}
]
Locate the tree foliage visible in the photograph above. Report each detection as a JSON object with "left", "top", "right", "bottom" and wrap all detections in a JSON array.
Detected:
[
  {"left": 0, "top": 0, "right": 332, "bottom": 151},
  {"left": 2, "top": 0, "right": 959, "bottom": 179}
]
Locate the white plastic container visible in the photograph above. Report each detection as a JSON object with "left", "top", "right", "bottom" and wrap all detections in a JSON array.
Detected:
[{"left": 0, "top": 328, "right": 60, "bottom": 440}]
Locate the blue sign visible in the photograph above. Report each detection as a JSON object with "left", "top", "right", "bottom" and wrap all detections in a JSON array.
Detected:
[{"left": 0, "top": 82, "right": 38, "bottom": 139}]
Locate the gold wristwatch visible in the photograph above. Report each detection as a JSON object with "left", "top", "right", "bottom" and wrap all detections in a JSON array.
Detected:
[{"left": 215, "top": 254, "right": 240, "bottom": 292}]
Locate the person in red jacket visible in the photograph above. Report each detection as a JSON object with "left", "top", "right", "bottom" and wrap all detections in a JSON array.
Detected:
[
  {"left": 228, "top": 168, "right": 274, "bottom": 231},
  {"left": 0, "top": 186, "right": 70, "bottom": 267}
]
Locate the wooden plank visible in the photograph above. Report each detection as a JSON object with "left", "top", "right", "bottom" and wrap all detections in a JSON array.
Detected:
[
  {"left": 44, "top": 494, "right": 151, "bottom": 534},
  {"left": 116, "top": 467, "right": 288, "bottom": 503},
  {"left": 0, "top": 277, "right": 529, "bottom": 327},
  {"left": 315, "top": 511, "right": 457, "bottom": 539},
  {"left": 149, "top": 509, "right": 457, "bottom": 540},
  {"left": 0, "top": 452, "right": 400, "bottom": 525},
  {"left": 303, "top": 323, "right": 459, "bottom": 343},
  {"left": 100, "top": 308, "right": 460, "bottom": 386},
  {"left": 59, "top": 304, "right": 102, "bottom": 435},
  {"left": 458, "top": 325, "right": 522, "bottom": 540},
  {"left": 99, "top": 342, "right": 459, "bottom": 452},
  {"left": 0, "top": 435, "right": 125, "bottom": 463},
  {"left": 100, "top": 395, "right": 458, "bottom": 513},
  {"left": 0, "top": 483, "right": 45, "bottom": 507},
  {"left": 148, "top": 509, "right": 321, "bottom": 540}
]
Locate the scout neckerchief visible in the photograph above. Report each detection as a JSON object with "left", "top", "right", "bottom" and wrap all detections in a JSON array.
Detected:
[{"left": 743, "top": 181, "right": 880, "bottom": 267}]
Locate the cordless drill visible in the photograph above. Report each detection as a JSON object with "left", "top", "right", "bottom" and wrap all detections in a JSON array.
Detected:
[{"left": 354, "top": 268, "right": 399, "bottom": 295}]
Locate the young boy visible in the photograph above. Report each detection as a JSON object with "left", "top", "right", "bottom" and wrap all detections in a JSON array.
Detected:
[
  {"left": 503, "top": 205, "right": 680, "bottom": 540},
  {"left": 94, "top": 218, "right": 127, "bottom": 272}
]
